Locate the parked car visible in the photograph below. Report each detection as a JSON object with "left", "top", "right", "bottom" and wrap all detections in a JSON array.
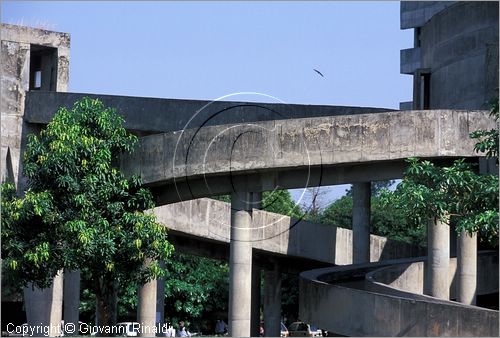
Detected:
[
  {"left": 116, "top": 322, "right": 140, "bottom": 337},
  {"left": 281, "top": 322, "right": 289, "bottom": 337},
  {"left": 287, "top": 322, "right": 322, "bottom": 337}
]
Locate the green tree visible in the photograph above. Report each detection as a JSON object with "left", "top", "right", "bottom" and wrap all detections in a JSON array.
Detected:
[
  {"left": 381, "top": 99, "right": 499, "bottom": 246},
  {"left": 163, "top": 253, "right": 229, "bottom": 330},
  {"left": 1, "top": 98, "right": 173, "bottom": 331}
]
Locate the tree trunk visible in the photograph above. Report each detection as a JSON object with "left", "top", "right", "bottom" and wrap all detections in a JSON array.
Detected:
[{"left": 95, "top": 276, "right": 118, "bottom": 337}]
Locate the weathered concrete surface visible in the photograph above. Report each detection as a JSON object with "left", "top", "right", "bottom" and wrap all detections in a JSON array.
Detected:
[
  {"left": 121, "top": 109, "right": 495, "bottom": 205},
  {"left": 138, "top": 261, "right": 157, "bottom": 337},
  {"left": 366, "top": 252, "right": 498, "bottom": 302},
  {"left": 228, "top": 192, "right": 253, "bottom": 337},
  {"left": 352, "top": 182, "right": 370, "bottom": 264},
  {"left": 457, "top": 231, "right": 477, "bottom": 305},
  {"left": 1, "top": 24, "right": 70, "bottom": 186},
  {"left": 153, "top": 198, "right": 422, "bottom": 267},
  {"left": 1, "top": 24, "right": 70, "bottom": 333},
  {"left": 300, "top": 253, "right": 499, "bottom": 337},
  {"left": 420, "top": 2, "right": 499, "bottom": 110},
  {"left": 427, "top": 217, "right": 450, "bottom": 299},
  {"left": 401, "top": 2, "right": 499, "bottom": 110}
]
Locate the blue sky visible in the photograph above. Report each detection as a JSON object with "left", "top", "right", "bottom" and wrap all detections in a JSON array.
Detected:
[{"left": 2, "top": 1, "right": 411, "bottom": 205}]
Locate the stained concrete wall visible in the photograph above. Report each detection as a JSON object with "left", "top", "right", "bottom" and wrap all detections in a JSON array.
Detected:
[
  {"left": 300, "top": 255, "right": 499, "bottom": 337},
  {"left": 400, "top": 2, "right": 499, "bottom": 110},
  {"left": 421, "top": 2, "right": 499, "bottom": 110},
  {"left": 153, "top": 198, "right": 422, "bottom": 266},
  {"left": 121, "top": 109, "right": 495, "bottom": 204},
  {"left": 1, "top": 23, "right": 70, "bottom": 187}
]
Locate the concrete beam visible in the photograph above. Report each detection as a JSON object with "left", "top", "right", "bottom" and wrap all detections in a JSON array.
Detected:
[
  {"left": 229, "top": 192, "right": 253, "bottom": 337},
  {"left": 457, "top": 231, "right": 477, "bottom": 305},
  {"left": 427, "top": 217, "right": 450, "bottom": 299},
  {"left": 352, "top": 182, "right": 371, "bottom": 264}
]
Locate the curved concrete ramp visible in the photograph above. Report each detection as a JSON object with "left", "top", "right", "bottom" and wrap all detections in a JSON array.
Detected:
[
  {"left": 121, "top": 109, "right": 494, "bottom": 205},
  {"left": 153, "top": 198, "right": 422, "bottom": 267},
  {"left": 299, "top": 253, "right": 499, "bottom": 336}
]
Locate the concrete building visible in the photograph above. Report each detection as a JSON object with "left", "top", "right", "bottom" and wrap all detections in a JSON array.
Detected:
[
  {"left": 400, "top": 1, "right": 499, "bottom": 110},
  {"left": 1, "top": 3, "right": 498, "bottom": 335}
]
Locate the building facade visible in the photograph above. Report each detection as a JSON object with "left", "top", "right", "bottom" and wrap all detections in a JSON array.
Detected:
[{"left": 400, "top": 1, "right": 499, "bottom": 110}]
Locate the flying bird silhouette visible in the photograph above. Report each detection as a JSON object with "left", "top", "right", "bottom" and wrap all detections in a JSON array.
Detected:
[{"left": 313, "top": 69, "right": 324, "bottom": 77}]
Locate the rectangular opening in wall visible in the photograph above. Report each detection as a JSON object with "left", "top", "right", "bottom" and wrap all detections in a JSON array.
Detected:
[
  {"left": 420, "top": 72, "right": 431, "bottom": 109},
  {"left": 29, "top": 45, "right": 58, "bottom": 91}
]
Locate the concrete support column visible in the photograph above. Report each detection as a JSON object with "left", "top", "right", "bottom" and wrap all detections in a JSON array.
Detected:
[
  {"left": 229, "top": 192, "right": 252, "bottom": 337},
  {"left": 457, "top": 231, "right": 477, "bottom": 305},
  {"left": 156, "top": 261, "right": 165, "bottom": 336},
  {"left": 427, "top": 217, "right": 450, "bottom": 299},
  {"left": 138, "top": 260, "right": 157, "bottom": 337},
  {"left": 24, "top": 271, "right": 63, "bottom": 336},
  {"left": 63, "top": 270, "right": 80, "bottom": 335},
  {"left": 250, "top": 264, "right": 261, "bottom": 337},
  {"left": 250, "top": 191, "right": 262, "bottom": 336},
  {"left": 263, "top": 266, "right": 281, "bottom": 337},
  {"left": 352, "top": 182, "right": 371, "bottom": 264}
]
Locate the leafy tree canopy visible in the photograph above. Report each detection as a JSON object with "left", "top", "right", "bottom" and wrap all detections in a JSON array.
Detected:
[{"left": 1, "top": 98, "right": 173, "bottom": 325}]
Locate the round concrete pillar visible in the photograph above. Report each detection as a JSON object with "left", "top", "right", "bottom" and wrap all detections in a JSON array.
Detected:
[
  {"left": 229, "top": 192, "right": 252, "bottom": 337},
  {"left": 263, "top": 267, "right": 281, "bottom": 337},
  {"left": 138, "top": 261, "right": 157, "bottom": 337},
  {"left": 427, "top": 217, "right": 450, "bottom": 299},
  {"left": 352, "top": 182, "right": 371, "bottom": 264},
  {"left": 156, "top": 261, "right": 166, "bottom": 337},
  {"left": 63, "top": 270, "right": 80, "bottom": 336},
  {"left": 457, "top": 230, "right": 477, "bottom": 305}
]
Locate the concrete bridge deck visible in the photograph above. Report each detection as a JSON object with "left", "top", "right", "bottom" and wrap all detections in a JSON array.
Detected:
[{"left": 123, "top": 108, "right": 493, "bottom": 205}]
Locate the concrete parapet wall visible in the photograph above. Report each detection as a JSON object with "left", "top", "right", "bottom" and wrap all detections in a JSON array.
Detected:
[
  {"left": 366, "top": 252, "right": 499, "bottom": 300},
  {"left": 153, "top": 198, "right": 421, "bottom": 265},
  {"left": 300, "top": 255, "right": 499, "bottom": 336},
  {"left": 121, "top": 109, "right": 494, "bottom": 205}
]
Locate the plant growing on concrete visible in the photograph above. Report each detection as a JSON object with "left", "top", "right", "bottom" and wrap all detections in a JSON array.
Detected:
[{"left": 1, "top": 98, "right": 173, "bottom": 331}]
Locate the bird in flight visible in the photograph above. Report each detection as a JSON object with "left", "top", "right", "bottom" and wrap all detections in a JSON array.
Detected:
[{"left": 313, "top": 69, "right": 324, "bottom": 77}]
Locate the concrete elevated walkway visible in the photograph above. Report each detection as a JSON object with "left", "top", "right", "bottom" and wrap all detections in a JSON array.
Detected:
[
  {"left": 299, "top": 252, "right": 499, "bottom": 336},
  {"left": 122, "top": 109, "right": 493, "bottom": 204},
  {"left": 153, "top": 198, "right": 422, "bottom": 271}
]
